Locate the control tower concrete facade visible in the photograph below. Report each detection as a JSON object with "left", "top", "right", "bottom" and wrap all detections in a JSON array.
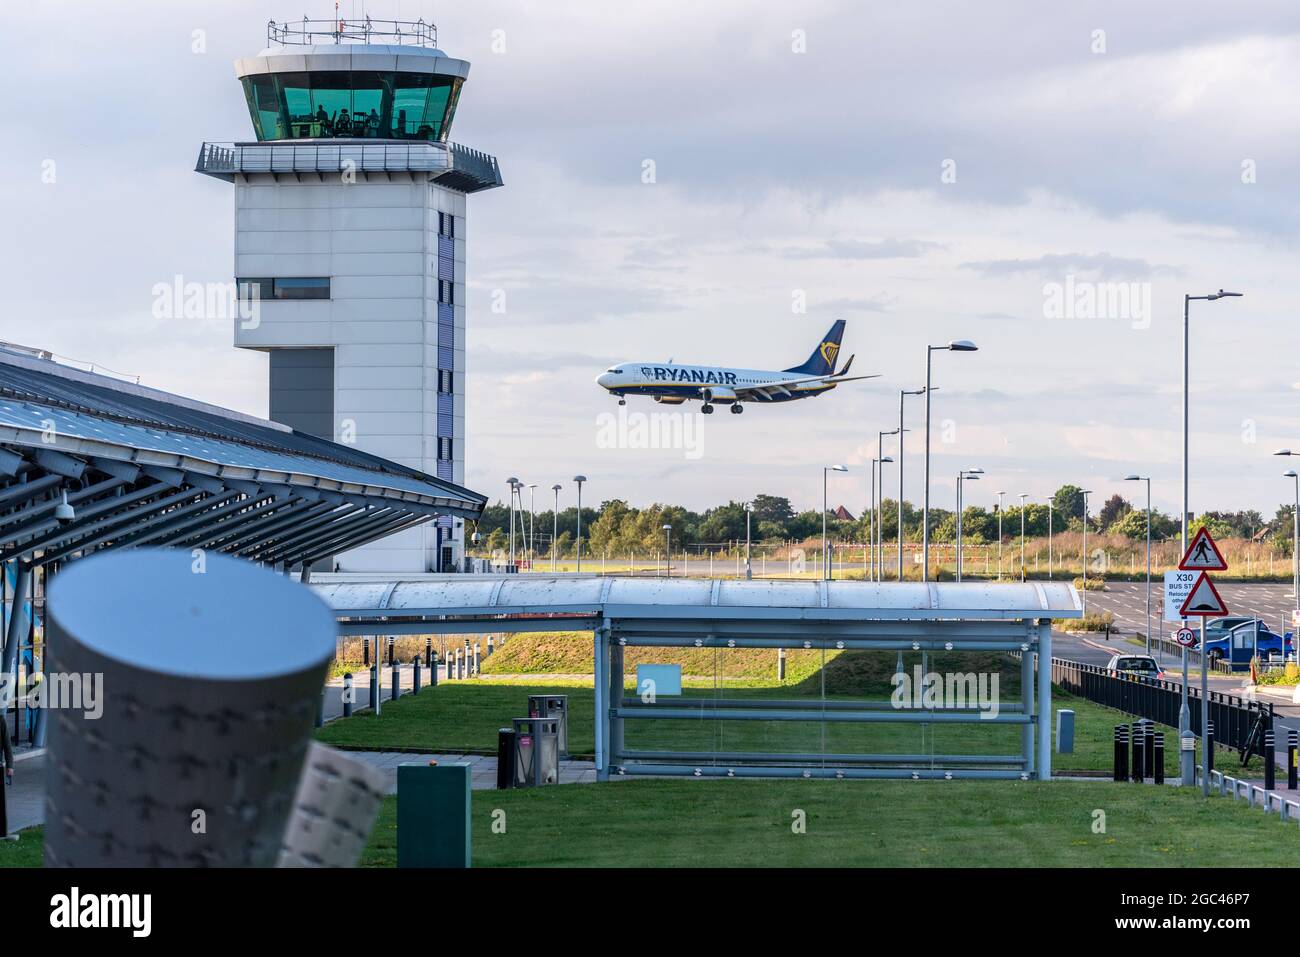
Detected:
[{"left": 197, "top": 17, "right": 501, "bottom": 572}]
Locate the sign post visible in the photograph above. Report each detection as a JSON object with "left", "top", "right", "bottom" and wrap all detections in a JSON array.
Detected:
[{"left": 1177, "top": 530, "right": 1229, "bottom": 795}]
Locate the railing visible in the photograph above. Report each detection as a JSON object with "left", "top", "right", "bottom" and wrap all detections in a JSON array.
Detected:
[
  {"left": 268, "top": 17, "right": 437, "bottom": 48},
  {"left": 1050, "top": 656, "right": 1272, "bottom": 762}
]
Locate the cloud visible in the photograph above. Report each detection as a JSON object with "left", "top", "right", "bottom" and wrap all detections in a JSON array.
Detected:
[
  {"left": 784, "top": 238, "right": 944, "bottom": 260},
  {"left": 960, "top": 252, "right": 1178, "bottom": 280}
]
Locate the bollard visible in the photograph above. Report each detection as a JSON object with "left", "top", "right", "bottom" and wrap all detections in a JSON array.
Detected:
[
  {"left": 1265, "top": 730, "right": 1276, "bottom": 791},
  {"left": 1207, "top": 720, "right": 1215, "bottom": 773},
  {"left": 387, "top": 636, "right": 395, "bottom": 666},
  {"left": 1153, "top": 733, "right": 1165, "bottom": 785},
  {"left": 1131, "top": 721, "right": 1144, "bottom": 782},
  {"left": 315, "top": 687, "right": 325, "bottom": 729},
  {"left": 413, "top": 655, "right": 422, "bottom": 695},
  {"left": 1113, "top": 725, "right": 1127, "bottom": 782},
  {"left": 343, "top": 672, "right": 354, "bottom": 718},
  {"left": 391, "top": 659, "right": 400, "bottom": 701},
  {"left": 425, "top": 637, "right": 433, "bottom": 668},
  {"left": 472, "top": 643, "right": 481, "bottom": 675},
  {"left": 487, "top": 635, "right": 495, "bottom": 656},
  {"left": 496, "top": 728, "right": 517, "bottom": 789},
  {"left": 456, "top": 646, "right": 465, "bottom": 680},
  {"left": 1289, "top": 730, "right": 1297, "bottom": 790},
  {"left": 363, "top": 637, "right": 370, "bottom": 667},
  {"left": 777, "top": 647, "right": 787, "bottom": 682},
  {"left": 370, "top": 664, "right": 381, "bottom": 716},
  {"left": 1143, "top": 722, "right": 1155, "bottom": 777},
  {"left": 430, "top": 650, "right": 439, "bottom": 687}
]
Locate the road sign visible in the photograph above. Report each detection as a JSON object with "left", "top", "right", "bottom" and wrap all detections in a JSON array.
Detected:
[
  {"left": 1178, "top": 572, "right": 1229, "bottom": 617},
  {"left": 1163, "top": 569, "right": 1197, "bottom": 621},
  {"left": 1175, "top": 627, "right": 1197, "bottom": 647},
  {"left": 1178, "top": 527, "right": 1227, "bottom": 572}
]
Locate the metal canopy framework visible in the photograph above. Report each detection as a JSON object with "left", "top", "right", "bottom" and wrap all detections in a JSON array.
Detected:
[
  {"left": 313, "top": 576, "right": 1081, "bottom": 781},
  {"left": 0, "top": 346, "right": 486, "bottom": 575}
]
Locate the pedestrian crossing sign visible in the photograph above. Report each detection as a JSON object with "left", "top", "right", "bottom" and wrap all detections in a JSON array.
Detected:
[{"left": 1178, "top": 527, "right": 1227, "bottom": 572}]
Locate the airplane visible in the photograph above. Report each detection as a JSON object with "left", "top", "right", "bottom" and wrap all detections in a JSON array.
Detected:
[{"left": 594, "top": 319, "right": 876, "bottom": 414}]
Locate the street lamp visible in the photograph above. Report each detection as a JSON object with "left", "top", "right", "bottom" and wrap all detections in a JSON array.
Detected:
[
  {"left": 1124, "top": 475, "right": 1152, "bottom": 654},
  {"left": 744, "top": 502, "right": 753, "bottom": 580},
  {"left": 996, "top": 490, "right": 1005, "bottom": 580},
  {"left": 573, "top": 475, "right": 587, "bottom": 573},
  {"left": 1081, "top": 490, "right": 1092, "bottom": 616},
  {"left": 1014, "top": 493, "right": 1028, "bottom": 579},
  {"left": 877, "top": 454, "right": 895, "bottom": 581},
  {"left": 662, "top": 523, "right": 672, "bottom": 578},
  {"left": 1047, "top": 500, "right": 1054, "bottom": 580},
  {"left": 923, "top": 340, "right": 977, "bottom": 581},
  {"left": 550, "top": 484, "right": 562, "bottom": 572},
  {"left": 1274, "top": 451, "right": 1300, "bottom": 613},
  {"left": 506, "top": 476, "right": 520, "bottom": 567},
  {"left": 526, "top": 483, "right": 537, "bottom": 565},
  {"left": 955, "top": 469, "right": 982, "bottom": 581},
  {"left": 877, "top": 427, "right": 901, "bottom": 580},
  {"left": 823, "top": 465, "right": 848, "bottom": 581},
  {"left": 898, "top": 387, "right": 926, "bottom": 581}
]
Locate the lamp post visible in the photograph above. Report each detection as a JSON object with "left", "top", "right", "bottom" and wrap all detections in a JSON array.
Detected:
[
  {"left": 550, "top": 484, "right": 562, "bottom": 572},
  {"left": 1018, "top": 493, "right": 1028, "bottom": 582},
  {"left": 506, "top": 477, "right": 519, "bottom": 567},
  {"left": 823, "top": 465, "right": 848, "bottom": 581},
  {"left": 1081, "top": 490, "right": 1092, "bottom": 616},
  {"left": 996, "top": 490, "right": 1005, "bottom": 580},
  {"left": 923, "top": 341, "right": 977, "bottom": 582},
  {"left": 877, "top": 455, "right": 894, "bottom": 581},
  {"left": 1124, "top": 474, "right": 1152, "bottom": 655},
  {"left": 1274, "top": 452, "right": 1300, "bottom": 613},
  {"left": 1181, "top": 290, "right": 1241, "bottom": 788},
  {"left": 1047, "top": 500, "right": 1054, "bottom": 580},
  {"left": 662, "top": 524, "right": 672, "bottom": 578},
  {"left": 573, "top": 475, "right": 587, "bottom": 573},
  {"left": 955, "top": 469, "right": 982, "bottom": 581},
  {"left": 877, "top": 428, "right": 901, "bottom": 581},
  {"left": 744, "top": 502, "right": 752, "bottom": 580},
  {"left": 899, "top": 387, "right": 926, "bottom": 581},
  {"left": 526, "top": 484, "right": 537, "bottom": 565}
]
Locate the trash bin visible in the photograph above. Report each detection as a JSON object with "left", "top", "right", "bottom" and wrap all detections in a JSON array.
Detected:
[
  {"left": 527, "top": 694, "right": 569, "bottom": 758},
  {"left": 512, "top": 716, "right": 559, "bottom": 787},
  {"left": 496, "top": 727, "right": 517, "bottom": 790}
]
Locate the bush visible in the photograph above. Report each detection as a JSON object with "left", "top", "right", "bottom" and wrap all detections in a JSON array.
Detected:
[
  {"left": 1073, "top": 576, "right": 1106, "bottom": 591},
  {"left": 1059, "top": 610, "right": 1116, "bottom": 633}
]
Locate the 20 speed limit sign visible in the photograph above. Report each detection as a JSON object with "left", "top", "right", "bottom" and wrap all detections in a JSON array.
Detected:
[{"left": 1175, "top": 627, "right": 1196, "bottom": 647}]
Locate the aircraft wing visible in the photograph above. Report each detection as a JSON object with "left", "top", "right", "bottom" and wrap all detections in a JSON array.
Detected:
[{"left": 734, "top": 369, "right": 879, "bottom": 401}]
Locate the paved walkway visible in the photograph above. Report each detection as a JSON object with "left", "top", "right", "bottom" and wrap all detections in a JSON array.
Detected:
[{"left": 2, "top": 748, "right": 596, "bottom": 835}]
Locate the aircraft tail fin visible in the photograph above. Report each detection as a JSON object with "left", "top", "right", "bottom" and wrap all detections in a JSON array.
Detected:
[{"left": 784, "top": 320, "right": 846, "bottom": 376}]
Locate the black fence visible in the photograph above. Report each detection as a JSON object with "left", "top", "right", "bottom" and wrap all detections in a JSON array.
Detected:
[{"left": 1051, "top": 657, "right": 1272, "bottom": 762}]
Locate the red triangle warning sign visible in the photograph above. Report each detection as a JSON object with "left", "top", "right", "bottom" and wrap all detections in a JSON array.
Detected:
[
  {"left": 1178, "top": 572, "right": 1229, "bottom": 617},
  {"left": 1178, "top": 527, "right": 1228, "bottom": 572}
]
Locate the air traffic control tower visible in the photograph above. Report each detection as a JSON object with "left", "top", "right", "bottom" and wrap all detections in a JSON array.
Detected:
[{"left": 197, "top": 17, "right": 501, "bottom": 572}]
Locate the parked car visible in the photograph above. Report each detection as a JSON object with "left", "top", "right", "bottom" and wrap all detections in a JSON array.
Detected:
[
  {"left": 1197, "top": 618, "right": 1292, "bottom": 667},
  {"left": 1106, "top": 654, "right": 1165, "bottom": 681}
]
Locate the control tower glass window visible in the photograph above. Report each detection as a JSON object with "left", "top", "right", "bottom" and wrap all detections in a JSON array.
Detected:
[{"left": 240, "top": 71, "right": 463, "bottom": 142}]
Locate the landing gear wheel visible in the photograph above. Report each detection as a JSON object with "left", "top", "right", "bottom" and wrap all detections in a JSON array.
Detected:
[
  {"left": 618, "top": 398, "right": 626, "bottom": 406},
  {"left": 701, "top": 403, "right": 714, "bottom": 414},
  {"left": 730, "top": 403, "right": 743, "bottom": 414}
]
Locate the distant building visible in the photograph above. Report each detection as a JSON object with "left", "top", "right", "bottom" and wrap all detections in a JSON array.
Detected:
[{"left": 833, "top": 505, "right": 856, "bottom": 521}]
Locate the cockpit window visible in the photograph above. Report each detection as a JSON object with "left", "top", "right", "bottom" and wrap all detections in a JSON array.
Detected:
[{"left": 607, "top": 368, "right": 623, "bottom": 373}]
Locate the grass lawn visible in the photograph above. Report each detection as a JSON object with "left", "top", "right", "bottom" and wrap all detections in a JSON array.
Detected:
[
  {"left": 0, "top": 828, "right": 44, "bottom": 868},
  {"left": 359, "top": 778, "right": 1300, "bottom": 867}
]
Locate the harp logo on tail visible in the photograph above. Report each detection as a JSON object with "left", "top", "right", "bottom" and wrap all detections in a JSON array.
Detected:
[{"left": 819, "top": 340, "right": 840, "bottom": 370}]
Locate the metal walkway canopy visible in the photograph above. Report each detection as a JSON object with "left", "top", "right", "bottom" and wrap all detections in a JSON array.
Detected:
[
  {"left": 0, "top": 345, "right": 485, "bottom": 571},
  {"left": 313, "top": 576, "right": 1081, "bottom": 782}
]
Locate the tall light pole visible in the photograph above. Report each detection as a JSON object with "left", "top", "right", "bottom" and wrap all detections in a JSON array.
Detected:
[
  {"left": 955, "top": 469, "right": 982, "bottom": 581},
  {"left": 1274, "top": 452, "right": 1300, "bottom": 613},
  {"left": 1047, "top": 500, "right": 1054, "bottom": 580},
  {"left": 1018, "top": 493, "right": 1028, "bottom": 582},
  {"left": 526, "top": 484, "right": 537, "bottom": 564},
  {"left": 551, "top": 484, "right": 562, "bottom": 572},
  {"left": 662, "top": 524, "right": 672, "bottom": 578},
  {"left": 744, "top": 502, "right": 752, "bottom": 580},
  {"left": 823, "top": 465, "right": 848, "bottom": 581},
  {"left": 899, "top": 387, "right": 926, "bottom": 581},
  {"left": 923, "top": 340, "right": 978, "bottom": 581},
  {"left": 877, "top": 455, "right": 894, "bottom": 581},
  {"left": 506, "top": 476, "right": 519, "bottom": 567},
  {"left": 1081, "top": 490, "right": 1092, "bottom": 616},
  {"left": 877, "top": 428, "right": 901, "bottom": 581},
  {"left": 996, "top": 490, "right": 1005, "bottom": 580},
  {"left": 1182, "top": 290, "right": 1241, "bottom": 789},
  {"left": 1125, "top": 475, "right": 1152, "bottom": 655},
  {"left": 573, "top": 475, "right": 587, "bottom": 573}
]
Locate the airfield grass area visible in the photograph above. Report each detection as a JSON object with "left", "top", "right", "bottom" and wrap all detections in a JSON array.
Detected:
[
  {"left": 316, "top": 640, "right": 1247, "bottom": 775},
  {"left": 358, "top": 778, "right": 1300, "bottom": 868}
]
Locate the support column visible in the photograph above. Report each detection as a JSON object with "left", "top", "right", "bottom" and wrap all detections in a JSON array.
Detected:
[
  {"left": 1021, "top": 637, "right": 1034, "bottom": 775},
  {"left": 1, "top": 561, "right": 30, "bottom": 684},
  {"left": 594, "top": 622, "right": 609, "bottom": 781},
  {"left": 1037, "top": 620, "right": 1052, "bottom": 779},
  {"left": 609, "top": 636, "right": 625, "bottom": 767}
]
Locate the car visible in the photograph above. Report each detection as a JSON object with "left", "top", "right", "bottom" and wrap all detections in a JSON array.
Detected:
[
  {"left": 1197, "top": 618, "right": 1292, "bottom": 668},
  {"left": 1106, "top": 654, "right": 1165, "bottom": 681}
]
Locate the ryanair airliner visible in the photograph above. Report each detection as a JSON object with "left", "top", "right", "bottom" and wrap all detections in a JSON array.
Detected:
[{"left": 595, "top": 320, "right": 875, "bottom": 414}]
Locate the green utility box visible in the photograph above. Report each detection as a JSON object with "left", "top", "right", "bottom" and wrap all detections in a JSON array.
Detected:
[{"left": 397, "top": 762, "right": 471, "bottom": 868}]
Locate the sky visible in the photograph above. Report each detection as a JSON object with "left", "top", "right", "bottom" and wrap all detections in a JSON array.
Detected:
[{"left": 4, "top": 0, "right": 1300, "bottom": 518}]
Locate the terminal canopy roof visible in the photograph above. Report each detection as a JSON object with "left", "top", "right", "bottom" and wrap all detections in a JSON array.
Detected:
[{"left": 0, "top": 346, "right": 485, "bottom": 569}]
